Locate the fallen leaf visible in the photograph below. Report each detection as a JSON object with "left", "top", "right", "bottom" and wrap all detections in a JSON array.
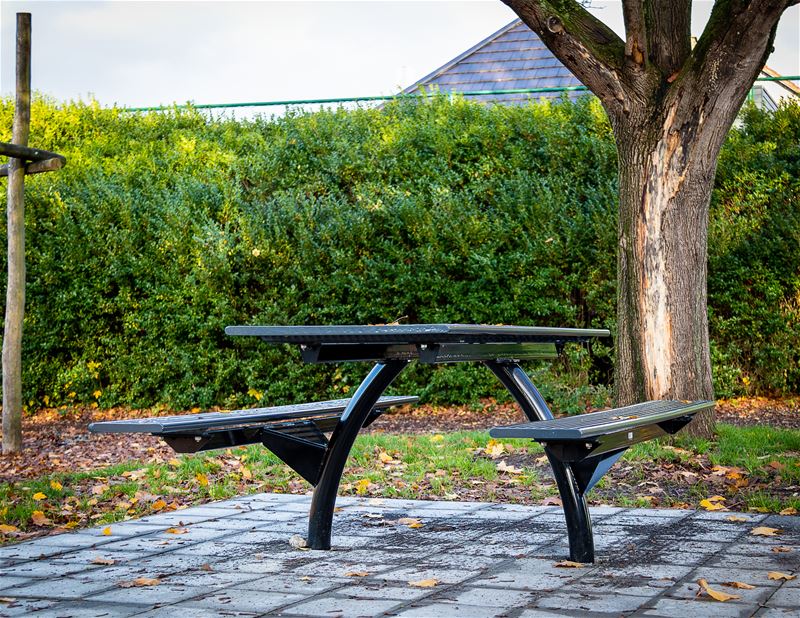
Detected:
[
  {"left": 485, "top": 440, "right": 506, "bottom": 459},
  {"left": 0, "top": 597, "right": 15, "bottom": 604},
  {"left": 700, "top": 498, "right": 727, "bottom": 511},
  {"left": 0, "top": 524, "right": 20, "bottom": 534},
  {"left": 345, "top": 571, "right": 369, "bottom": 577},
  {"left": 289, "top": 534, "right": 308, "bottom": 549},
  {"left": 751, "top": 526, "right": 781, "bottom": 537},
  {"left": 168, "top": 458, "right": 181, "bottom": 467},
  {"left": 697, "top": 578, "right": 741, "bottom": 602},
  {"left": 31, "top": 511, "right": 52, "bottom": 526},
  {"left": 541, "top": 496, "right": 562, "bottom": 506},
  {"left": 50, "top": 481, "right": 63, "bottom": 491},
  {"left": 497, "top": 460, "right": 523, "bottom": 475},
  {"left": 722, "top": 581, "right": 755, "bottom": 589},
  {"left": 398, "top": 517, "right": 423, "bottom": 527},
  {"left": 151, "top": 499, "right": 167, "bottom": 512},
  {"left": 200, "top": 563, "right": 213, "bottom": 572},
  {"left": 241, "top": 467, "right": 252, "bottom": 480},
  {"left": 91, "top": 557, "right": 116, "bottom": 565},
  {"left": 63, "top": 521, "right": 80, "bottom": 529},
  {"left": 554, "top": 560, "right": 586, "bottom": 568},
  {"left": 102, "top": 526, "right": 112, "bottom": 536},
  {"left": 119, "top": 577, "right": 161, "bottom": 588},
  {"left": 32, "top": 492, "right": 47, "bottom": 501},
  {"left": 91, "top": 484, "right": 109, "bottom": 496},
  {"left": 165, "top": 527, "right": 189, "bottom": 535},
  {"left": 725, "top": 515, "right": 749, "bottom": 522},
  {"left": 195, "top": 473, "right": 209, "bottom": 487},
  {"left": 772, "top": 546, "right": 793, "bottom": 553},
  {"left": 355, "top": 478, "right": 371, "bottom": 495},
  {"left": 408, "top": 578, "right": 439, "bottom": 588},
  {"left": 767, "top": 572, "right": 796, "bottom": 581},
  {"left": 779, "top": 507, "right": 797, "bottom": 516}
]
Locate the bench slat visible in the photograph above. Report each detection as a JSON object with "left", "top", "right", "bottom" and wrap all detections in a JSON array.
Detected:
[
  {"left": 88, "top": 395, "right": 417, "bottom": 435},
  {"left": 490, "top": 400, "right": 714, "bottom": 441}
]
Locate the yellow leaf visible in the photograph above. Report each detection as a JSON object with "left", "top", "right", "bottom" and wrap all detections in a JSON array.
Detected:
[
  {"left": 168, "top": 458, "right": 181, "bottom": 467},
  {"left": 725, "top": 515, "right": 749, "bottom": 522},
  {"left": 697, "top": 578, "right": 741, "bottom": 602},
  {"left": 378, "top": 451, "right": 394, "bottom": 464},
  {"left": 151, "top": 499, "right": 167, "bottom": 511},
  {"left": 398, "top": 517, "right": 423, "bottom": 527},
  {"left": 241, "top": 467, "right": 252, "bottom": 480},
  {"left": 64, "top": 521, "right": 79, "bottom": 529},
  {"left": 779, "top": 507, "right": 798, "bottom": 516},
  {"left": 772, "top": 546, "right": 792, "bottom": 553},
  {"left": 102, "top": 526, "right": 112, "bottom": 535},
  {"left": 0, "top": 524, "right": 20, "bottom": 534},
  {"left": 700, "top": 499, "right": 726, "bottom": 511},
  {"left": 554, "top": 560, "right": 586, "bottom": 568},
  {"left": 767, "top": 572, "right": 796, "bottom": 581},
  {"left": 355, "top": 478, "right": 371, "bottom": 495},
  {"left": 195, "top": 473, "right": 209, "bottom": 487},
  {"left": 722, "top": 581, "right": 755, "bottom": 589},
  {"left": 749, "top": 506, "right": 769, "bottom": 513},
  {"left": 31, "top": 511, "right": 52, "bottom": 526},
  {"left": 408, "top": 578, "right": 439, "bottom": 588},
  {"left": 409, "top": 522, "right": 425, "bottom": 529},
  {"left": 751, "top": 526, "right": 781, "bottom": 537},
  {"left": 430, "top": 435, "right": 444, "bottom": 443},
  {"left": 707, "top": 495, "right": 727, "bottom": 502},
  {"left": 50, "top": 481, "right": 63, "bottom": 491},
  {"left": 165, "top": 527, "right": 189, "bottom": 535},
  {"left": 93, "top": 390, "right": 102, "bottom": 399},
  {"left": 345, "top": 571, "right": 369, "bottom": 577},
  {"left": 485, "top": 440, "right": 506, "bottom": 459},
  {"left": 32, "top": 492, "right": 47, "bottom": 501}
]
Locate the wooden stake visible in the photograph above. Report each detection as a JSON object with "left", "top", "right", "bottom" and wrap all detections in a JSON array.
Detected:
[{"left": 3, "top": 13, "right": 31, "bottom": 454}]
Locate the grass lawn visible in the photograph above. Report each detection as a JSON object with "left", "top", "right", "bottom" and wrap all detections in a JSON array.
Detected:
[{"left": 1, "top": 423, "right": 798, "bottom": 543}]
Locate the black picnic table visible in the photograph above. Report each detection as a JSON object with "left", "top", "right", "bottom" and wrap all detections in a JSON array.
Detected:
[
  {"left": 92, "top": 323, "right": 712, "bottom": 563},
  {"left": 224, "top": 323, "right": 609, "bottom": 558}
]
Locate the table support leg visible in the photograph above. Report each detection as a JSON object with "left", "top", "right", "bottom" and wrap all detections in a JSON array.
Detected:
[
  {"left": 484, "top": 360, "right": 595, "bottom": 563},
  {"left": 307, "top": 360, "right": 408, "bottom": 550}
]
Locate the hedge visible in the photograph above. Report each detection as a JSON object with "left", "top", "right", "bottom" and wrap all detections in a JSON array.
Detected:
[{"left": 0, "top": 96, "right": 797, "bottom": 412}]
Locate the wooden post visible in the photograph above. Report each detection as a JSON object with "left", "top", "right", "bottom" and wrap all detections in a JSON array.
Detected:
[{"left": 3, "top": 13, "right": 31, "bottom": 454}]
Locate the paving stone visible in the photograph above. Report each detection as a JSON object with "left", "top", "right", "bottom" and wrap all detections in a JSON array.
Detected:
[
  {"left": 28, "top": 601, "right": 149, "bottom": 617},
  {"left": 0, "top": 598, "right": 56, "bottom": 616},
  {"left": 667, "top": 580, "right": 775, "bottom": 606},
  {"left": 331, "top": 583, "right": 431, "bottom": 601},
  {"left": 279, "top": 594, "right": 401, "bottom": 616},
  {"left": 180, "top": 587, "right": 304, "bottom": 613},
  {"left": 0, "top": 575, "right": 34, "bottom": 593},
  {"left": 10, "top": 576, "right": 115, "bottom": 600},
  {"left": 765, "top": 586, "right": 800, "bottom": 608},
  {"left": 394, "top": 602, "right": 509, "bottom": 617},
  {"left": 134, "top": 605, "right": 257, "bottom": 617},
  {"left": 375, "top": 565, "right": 482, "bottom": 585},
  {"left": 445, "top": 586, "right": 535, "bottom": 607},
  {"left": 233, "top": 572, "right": 348, "bottom": 595},
  {"left": 0, "top": 543, "right": 75, "bottom": 562},
  {"left": 533, "top": 591, "right": 654, "bottom": 613},
  {"left": 212, "top": 555, "right": 288, "bottom": 574},
  {"left": 86, "top": 582, "right": 209, "bottom": 605},
  {"left": 78, "top": 523, "right": 167, "bottom": 539},
  {"left": 637, "top": 596, "right": 756, "bottom": 617},
  {"left": 291, "top": 560, "right": 395, "bottom": 579}
]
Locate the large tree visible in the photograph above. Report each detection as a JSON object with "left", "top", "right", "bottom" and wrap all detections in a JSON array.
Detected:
[{"left": 502, "top": 0, "right": 797, "bottom": 435}]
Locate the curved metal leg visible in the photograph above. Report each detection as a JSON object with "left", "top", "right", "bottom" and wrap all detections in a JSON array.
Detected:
[
  {"left": 307, "top": 360, "right": 408, "bottom": 549},
  {"left": 484, "top": 360, "right": 595, "bottom": 562}
]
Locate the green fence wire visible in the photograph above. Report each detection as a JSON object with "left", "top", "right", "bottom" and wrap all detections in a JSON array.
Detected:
[{"left": 122, "top": 76, "right": 800, "bottom": 113}]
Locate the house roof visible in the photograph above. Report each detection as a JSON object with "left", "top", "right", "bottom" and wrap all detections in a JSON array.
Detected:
[{"left": 401, "top": 19, "right": 586, "bottom": 104}]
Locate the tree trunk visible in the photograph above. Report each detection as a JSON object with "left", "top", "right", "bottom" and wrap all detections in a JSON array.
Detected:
[
  {"left": 613, "top": 102, "right": 720, "bottom": 436},
  {"left": 2, "top": 13, "right": 31, "bottom": 454}
]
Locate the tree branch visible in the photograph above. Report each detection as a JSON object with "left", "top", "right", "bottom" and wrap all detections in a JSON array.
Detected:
[
  {"left": 502, "top": 0, "right": 629, "bottom": 112},
  {"left": 622, "top": 1, "right": 647, "bottom": 71},
  {"left": 644, "top": 0, "right": 692, "bottom": 77}
]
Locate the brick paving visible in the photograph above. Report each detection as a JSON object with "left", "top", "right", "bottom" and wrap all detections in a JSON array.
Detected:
[{"left": 0, "top": 494, "right": 798, "bottom": 617}]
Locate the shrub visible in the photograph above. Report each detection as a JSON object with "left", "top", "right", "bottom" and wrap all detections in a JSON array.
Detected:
[{"left": 0, "top": 96, "right": 796, "bottom": 410}]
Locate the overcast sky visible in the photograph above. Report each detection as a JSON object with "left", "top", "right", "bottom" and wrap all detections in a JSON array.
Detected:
[{"left": 1, "top": 1, "right": 798, "bottom": 112}]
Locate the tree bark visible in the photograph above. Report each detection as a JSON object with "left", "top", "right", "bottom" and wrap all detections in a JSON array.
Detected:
[
  {"left": 502, "top": 0, "right": 796, "bottom": 437},
  {"left": 3, "top": 13, "right": 31, "bottom": 454}
]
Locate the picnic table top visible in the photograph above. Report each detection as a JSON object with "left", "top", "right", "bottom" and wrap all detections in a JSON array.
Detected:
[{"left": 224, "top": 323, "right": 610, "bottom": 345}]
